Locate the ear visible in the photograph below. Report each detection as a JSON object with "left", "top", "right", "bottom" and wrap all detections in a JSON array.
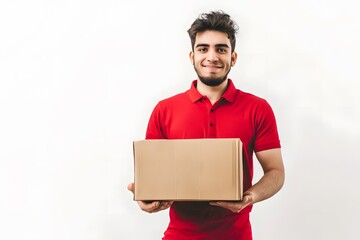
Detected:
[
  {"left": 189, "top": 51, "right": 194, "bottom": 65},
  {"left": 231, "top": 51, "right": 238, "bottom": 66}
]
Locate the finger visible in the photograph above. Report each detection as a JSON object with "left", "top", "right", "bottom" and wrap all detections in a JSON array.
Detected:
[
  {"left": 242, "top": 195, "right": 252, "bottom": 205},
  {"left": 147, "top": 201, "right": 174, "bottom": 213},
  {"left": 127, "top": 183, "right": 135, "bottom": 194},
  {"left": 159, "top": 201, "right": 173, "bottom": 210},
  {"left": 139, "top": 201, "right": 161, "bottom": 212},
  {"left": 209, "top": 201, "right": 246, "bottom": 213},
  {"left": 209, "top": 201, "right": 235, "bottom": 208}
]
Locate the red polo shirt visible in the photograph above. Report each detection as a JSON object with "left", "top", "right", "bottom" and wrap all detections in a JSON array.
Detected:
[{"left": 146, "top": 79, "right": 281, "bottom": 239}]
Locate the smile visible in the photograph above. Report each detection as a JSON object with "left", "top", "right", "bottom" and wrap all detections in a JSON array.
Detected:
[{"left": 202, "top": 64, "right": 223, "bottom": 68}]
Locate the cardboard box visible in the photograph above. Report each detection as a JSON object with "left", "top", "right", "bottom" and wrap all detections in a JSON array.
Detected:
[{"left": 133, "top": 138, "right": 243, "bottom": 201}]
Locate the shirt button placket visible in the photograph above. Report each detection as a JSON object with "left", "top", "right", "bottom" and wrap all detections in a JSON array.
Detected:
[{"left": 209, "top": 108, "right": 216, "bottom": 137}]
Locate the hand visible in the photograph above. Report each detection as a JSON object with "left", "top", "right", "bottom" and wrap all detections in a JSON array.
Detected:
[
  {"left": 209, "top": 192, "right": 253, "bottom": 213},
  {"left": 127, "top": 183, "right": 173, "bottom": 213}
]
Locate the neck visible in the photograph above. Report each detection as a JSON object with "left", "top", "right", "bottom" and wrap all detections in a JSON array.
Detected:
[{"left": 196, "top": 79, "right": 228, "bottom": 104}]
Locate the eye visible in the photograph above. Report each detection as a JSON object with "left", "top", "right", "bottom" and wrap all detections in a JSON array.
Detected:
[
  {"left": 197, "top": 47, "right": 207, "bottom": 52},
  {"left": 217, "top": 48, "right": 227, "bottom": 53}
]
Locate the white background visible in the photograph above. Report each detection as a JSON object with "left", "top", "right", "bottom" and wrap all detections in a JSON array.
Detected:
[{"left": 1, "top": 0, "right": 359, "bottom": 239}]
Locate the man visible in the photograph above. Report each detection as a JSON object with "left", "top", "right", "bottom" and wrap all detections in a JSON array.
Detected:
[{"left": 128, "top": 11, "right": 285, "bottom": 239}]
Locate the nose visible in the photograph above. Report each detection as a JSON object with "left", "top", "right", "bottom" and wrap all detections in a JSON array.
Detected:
[{"left": 207, "top": 49, "right": 219, "bottom": 62}]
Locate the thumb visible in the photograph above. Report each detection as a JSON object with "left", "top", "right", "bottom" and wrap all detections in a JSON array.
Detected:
[
  {"left": 127, "top": 183, "right": 135, "bottom": 194},
  {"left": 242, "top": 193, "right": 253, "bottom": 206}
]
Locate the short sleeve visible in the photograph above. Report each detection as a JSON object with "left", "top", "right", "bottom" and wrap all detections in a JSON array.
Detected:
[
  {"left": 253, "top": 100, "right": 281, "bottom": 152},
  {"left": 145, "top": 102, "right": 166, "bottom": 139}
]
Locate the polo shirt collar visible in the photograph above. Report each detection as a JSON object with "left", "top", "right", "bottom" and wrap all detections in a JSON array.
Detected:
[{"left": 188, "top": 79, "right": 237, "bottom": 103}]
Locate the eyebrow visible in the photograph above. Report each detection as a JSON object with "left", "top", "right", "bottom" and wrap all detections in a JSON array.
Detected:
[{"left": 195, "top": 43, "right": 230, "bottom": 48}]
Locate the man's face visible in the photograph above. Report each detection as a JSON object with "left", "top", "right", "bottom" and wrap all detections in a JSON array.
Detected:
[{"left": 190, "top": 30, "right": 237, "bottom": 87}]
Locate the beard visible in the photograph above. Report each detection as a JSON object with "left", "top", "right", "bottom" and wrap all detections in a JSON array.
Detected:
[
  {"left": 194, "top": 65, "right": 231, "bottom": 87},
  {"left": 198, "top": 75, "right": 227, "bottom": 86}
]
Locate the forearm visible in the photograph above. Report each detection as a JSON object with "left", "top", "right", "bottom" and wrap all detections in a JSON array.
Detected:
[
  {"left": 246, "top": 168, "right": 285, "bottom": 204},
  {"left": 210, "top": 149, "right": 284, "bottom": 212}
]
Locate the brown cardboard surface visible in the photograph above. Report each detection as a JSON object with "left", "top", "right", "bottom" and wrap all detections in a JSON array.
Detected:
[{"left": 133, "top": 138, "right": 243, "bottom": 201}]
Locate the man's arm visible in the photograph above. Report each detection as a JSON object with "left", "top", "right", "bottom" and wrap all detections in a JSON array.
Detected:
[
  {"left": 127, "top": 183, "right": 173, "bottom": 213},
  {"left": 210, "top": 148, "right": 285, "bottom": 212}
]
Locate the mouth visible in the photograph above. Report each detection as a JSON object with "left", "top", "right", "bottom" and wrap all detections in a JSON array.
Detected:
[
  {"left": 202, "top": 64, "right": 223, "bottom": 68},
  {"left": 202, "top": 64, "right": 223, "bottom": 70}
]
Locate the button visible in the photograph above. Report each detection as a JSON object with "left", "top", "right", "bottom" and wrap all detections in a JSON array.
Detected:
[{"left": 210, "top": 123, "right": 213, "bottom": 127}]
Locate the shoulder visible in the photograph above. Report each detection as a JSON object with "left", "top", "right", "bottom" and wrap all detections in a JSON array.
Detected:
[
  {"left": 157, "top": 91, "right": 190, "bottom": 107},
  {"left": 235, "top": 90, "right": 277, "bottom": 120},
  {"left": 237, "top": 90, "right": 269, "bottom": 106}
]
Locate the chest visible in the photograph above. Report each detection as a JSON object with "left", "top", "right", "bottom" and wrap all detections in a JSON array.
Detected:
[{"left": 163, "top": 102, "right": 256, "bottom": 147}]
